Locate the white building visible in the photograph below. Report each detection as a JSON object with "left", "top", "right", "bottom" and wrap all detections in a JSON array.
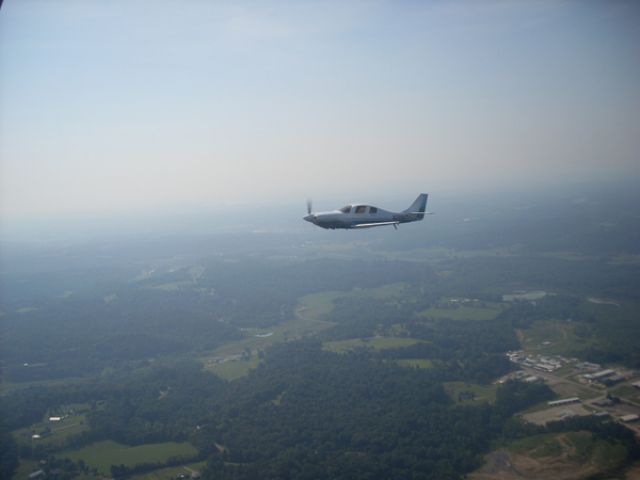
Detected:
[{"left": 548, "top": 397, "right": 580, "bottom": 407}]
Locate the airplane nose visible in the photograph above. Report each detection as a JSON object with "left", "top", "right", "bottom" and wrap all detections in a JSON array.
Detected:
[{"left": 303, "top": 214, "right": 315, "bottom": 223}]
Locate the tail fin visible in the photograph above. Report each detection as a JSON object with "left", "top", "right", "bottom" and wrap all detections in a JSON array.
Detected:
[{"left": 403, "top": 193, "right": 428, "bottom": 219}]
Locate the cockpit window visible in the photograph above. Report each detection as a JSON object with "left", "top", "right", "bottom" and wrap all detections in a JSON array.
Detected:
[
  {"left": 370, "top": 207, "right": 378, "bottom": 214},
  {"left": 339, "top": 205, "right": 351, "bottom": 214},
  {"left": 355, "top": 205, "right": 367, "bottom": 214}
]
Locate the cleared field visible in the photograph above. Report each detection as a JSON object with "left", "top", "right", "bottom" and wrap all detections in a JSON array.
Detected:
[
  {"left": 63, "top": 440, "right": 198, "bottom": 475},
  {"left": 1, "top": 376, "right": 89, "bottom": 395},
  {"left": 420, "top": 302, "right": 505, "bottom": 321},
  {"left": 207, "top": 356, "right": 260, "bottom": 380},
  {"left": 520, "top": 320, "right": 594, "bottom": 356},
  {"left": 522, "top": 404, "right": 592, "bottom": 425},
  {"left": 471, "top": 431, "right": 628, "bottom": 480},
  {"left": 511, "top": 431, "right": 626, "bottom": 470},
  {"left": 323, "top": 336, "right": 422, "bottom": 353},
  {"left": 298, "top": 283, "right": 410, "bottom": 318},
  {"left": 129, "top": 461, "right": 206, "bottom": 480},
  {"left": 147, "top": 281, "right": 194, "bottom": 291},
  {"left": 609, "top": 384, "right": 640, "bottom": 404},
  {"left": 297, "top": 291, "right": 344, "bottom": 320},
  {"left": 444, "top": 381, "right": 497, "bottom": 404},
  {"left": 202, "top": 284, "right": 409, "bottom": 378},
  {"left": 13, "top": 413, "right": 90, "bottom": 448},
  {"left": 201, "top": 312, "right": 333, "bottom": 378},
  {"left": 395, "top": 358, "right": 433, "bottom": 369}
]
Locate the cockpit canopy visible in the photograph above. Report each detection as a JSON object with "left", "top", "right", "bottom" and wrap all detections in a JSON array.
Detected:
[{"left": 339, "top": 205, "right": 378, "bottom": 214}]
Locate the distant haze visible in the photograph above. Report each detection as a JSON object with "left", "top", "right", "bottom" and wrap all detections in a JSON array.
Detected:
[{"left": 1, "top": 1, "right": 639, "bottom": 221}]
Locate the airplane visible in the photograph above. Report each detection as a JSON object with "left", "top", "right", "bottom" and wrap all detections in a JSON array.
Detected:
[{"left": 303, "top": 193, "right": 430, "bottom": 230}]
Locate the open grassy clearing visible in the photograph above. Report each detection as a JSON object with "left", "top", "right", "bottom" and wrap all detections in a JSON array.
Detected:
[
  {"left": 128, "top": 461, "right": 206, "bottom": 480},
  {"left": 323, "top": 336, "right": 422, "bottom": 353},
  {"left": 609, "top": 384, "right": 640, "bottom": 404},
  {"left": 147, "top": 281, "right": 194, "bottom": 291},
  {"left": 63, "top": 440, "right": 199, "bottom": 476},
  {"left": 201, "top": 315, "right": 332, "bottom": 378},
  {"left": 522, "top": 404, "right": 594, "bottom": 425},
  {"left": 519, "top": 320, "right": 594, "bottom": 356},
  {"left": 297, "top": 291, "right": 343, "bottom": 320},
  {"left": 395, "top": 358, "right": 433, "bottom": 369},
  {"left": 13, "top": 413, "right": 90, "bottom": 448},
  {"left": 206, "top": 356, "right": 260, "bottom": 380},
  {"left": 444, "top": 381, "right": 497, "bottom": 404},
  {"left": 202, "top": 313, "right": 332, "bottom": 363},
  {"left": 202, "top": 284, "right": 411, "bottom": 378},
  {"left": 420, "top": 302, "right": 506, "bottom": 321},
  {"left": 1, "top": 376, "right": 90, "bottom": 395},
  {"left": 297, "top": 283, "right": 410, "bottom": 320}
]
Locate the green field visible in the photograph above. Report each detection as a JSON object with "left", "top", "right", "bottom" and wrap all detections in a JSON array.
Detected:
[
  {"left": 13, "top": 414, "right": 90, "bottom": 449},
  {"left": 323, "top": 336, "right": 422, "bottom": 353},
  {"left": 129, "top": 461, "right": 206, "bottom": 480},
  {"left": 206, "top": 356, "right": 260, "bottom": 380},
  {"left": 63, "top": 441, "right": 199, "bottom": 475},
  {"left": 444, "top": 381, "right": 497, "bottom": 404},
  {"left": 0, "top": 376, "right": 90, "bottom": 395},
  {"left": 147, "top": 281, "right": 194, "bottom": 291},
  {"left": 395, "top": 358, "right": 433, "bottom": 369},
  {"left": 201, "top": 306, "right": 333, "bottom": 378},
  {"left": 297, "top": 283, "right": 409, "bottom": 318},
  {"left": 201, "top": 284, "right": 410, "bottom": 379},
  {"left": 296, "top": 291, "right": 344, "bottom": 320},
  {"left": 420, "top": 302, "right": 505, "bottom": 321},
  {"left": 609, "top": 384, "right": 640, "bottom": 404}
]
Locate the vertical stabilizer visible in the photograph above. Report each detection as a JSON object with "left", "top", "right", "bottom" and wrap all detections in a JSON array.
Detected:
[{"left": 403, "top": 194, "right": 428, "bottom": 218}]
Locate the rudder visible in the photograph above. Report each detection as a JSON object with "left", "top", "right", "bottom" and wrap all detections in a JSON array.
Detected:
[{"left": 403, "top": 194, "right": 428, "bottom": 216}]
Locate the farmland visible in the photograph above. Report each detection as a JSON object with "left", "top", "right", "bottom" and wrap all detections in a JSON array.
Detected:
[
  {"left": 323, "top": 336, "right": 423, "bottom": 353},
  {"left": 420, "top": 302, "right": 506, "bottom": 321},
  {"left": 63, "top": 441, "right": 199, "bottom": 476}
]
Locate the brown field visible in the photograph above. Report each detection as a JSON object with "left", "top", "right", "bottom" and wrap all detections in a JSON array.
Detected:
[
  {"left": 522, "top": 404, "right": 592, "bottom": 426},
  {"left": 470, "top": 432, "right": 628, "bottom": 480}
]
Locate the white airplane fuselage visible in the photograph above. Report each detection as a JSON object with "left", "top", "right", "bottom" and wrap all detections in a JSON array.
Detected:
[{"left": 304, "top": 194, "right": 428, "bottom": 230}]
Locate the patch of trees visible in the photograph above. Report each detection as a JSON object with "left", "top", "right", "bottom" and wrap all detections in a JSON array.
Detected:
[
  {"left": 1, "top": 257, "right": 440, "bottom": 382},
  {"left": 84, "top": 361, "right": 225, "bottom": 446},
  {"left": 0, "top": 422, "right": 19, "bottom": 480},
  {"left": 195, "top": 344, "right": 552, "bottom": 480}
]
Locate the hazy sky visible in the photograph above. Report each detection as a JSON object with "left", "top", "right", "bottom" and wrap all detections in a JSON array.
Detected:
[{"left": 1, "top": 0, "right": 639, "bottom": 219}]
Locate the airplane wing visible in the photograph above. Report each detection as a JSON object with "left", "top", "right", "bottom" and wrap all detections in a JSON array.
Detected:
[{"left": 352, "top": 221, "right": 400, "bottom": 229}]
